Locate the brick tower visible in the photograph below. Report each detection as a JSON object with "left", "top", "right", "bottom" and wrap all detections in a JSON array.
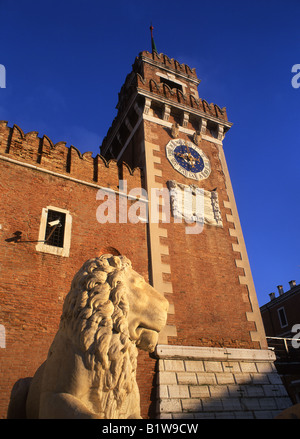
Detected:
[{"left": 101, "top": 50, "right": 291, "bottom": 418}]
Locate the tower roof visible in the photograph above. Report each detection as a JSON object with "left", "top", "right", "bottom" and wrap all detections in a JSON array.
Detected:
[{"left": 101, "top": 50, "right": 232, "bottom": 158}]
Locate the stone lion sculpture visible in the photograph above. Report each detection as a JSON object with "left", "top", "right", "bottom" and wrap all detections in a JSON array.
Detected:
[{"left": 7, "top": 255, "right": 169, "bottom": 419}]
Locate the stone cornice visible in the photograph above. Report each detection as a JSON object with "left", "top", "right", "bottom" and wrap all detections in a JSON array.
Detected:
[
  {"left": 137, "top": 87, "right": 233, "bottom": 129},
  {"left": 155, "top": 344, "right": 276, "bottom": 362},
  {"left": 101, "top": 87, "right": 232, "bottom": 156}
]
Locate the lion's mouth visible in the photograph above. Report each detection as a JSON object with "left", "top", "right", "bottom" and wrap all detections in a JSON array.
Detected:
[
  {"left": 128, "top": 323, "right": 161, "bottom": 352},
  {"left": 128, "top": 310, "right": 168, "bottom": 352},
  {"left": 131, "top": 324, "right": 159, "bottom": 339},
  {"left": 136, "top": 325, "right": 158, "bottom": 336},
  {"left": 135, "top": 327, "right": 159, "bottom": 352}
]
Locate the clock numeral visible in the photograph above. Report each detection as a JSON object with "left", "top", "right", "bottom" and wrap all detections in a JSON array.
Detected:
[{"left": 182, "top": 169, "right": 189, "bottom": 177}]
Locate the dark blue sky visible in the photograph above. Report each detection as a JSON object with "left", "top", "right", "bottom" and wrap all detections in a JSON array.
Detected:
[{"left": 1, "top": 0, "right": 299, "bottom": 305}]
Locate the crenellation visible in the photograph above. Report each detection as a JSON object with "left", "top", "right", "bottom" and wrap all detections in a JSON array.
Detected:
[
  {"left": 94, "top": 153, "right": 109, "bottom": 183},
  {"left": 97, "top": 158, "right": 119, "bottom": 189},
  {"left": 48, "top": 141, "right": 68, "bottom": 173},
  {"left": 9, "top": 125, "right": 40, "bottom": 163},
  {"left": 121, "top": 162, "right": 143, "bottom": 191},
  {"left": 68, "top": 146, "right": 94, "bottom": 182},
  {"left": 38, "top": 134, "right": 53, "bottom": 164},
  {"left": 137, "top": 77, "right": 228, "bottom": 122},
  {"left": 162, "top": 54, "right": 172, "bottom": 66},
  {"left": 139, "top": 51, "right": 197, "bottom": 79},
  {"left": 136, "top": 72, "right": 146, "bottom": 86},
  {"left": 0, "top": 121, "right": 141, "bottom": 191}
]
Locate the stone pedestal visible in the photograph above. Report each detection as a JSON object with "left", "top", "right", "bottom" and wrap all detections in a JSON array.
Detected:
[{"left": 156, "top": 345, "right": 292, "bottom": 419}]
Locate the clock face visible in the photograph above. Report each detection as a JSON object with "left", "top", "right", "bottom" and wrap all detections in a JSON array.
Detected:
[{"left": 166, "top": 139, "right": 211, "bottom": 180}]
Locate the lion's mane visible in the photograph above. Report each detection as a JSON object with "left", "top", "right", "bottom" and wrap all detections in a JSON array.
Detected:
[{"left": 57, "top": 254, "right": 138, "bottom": 418}]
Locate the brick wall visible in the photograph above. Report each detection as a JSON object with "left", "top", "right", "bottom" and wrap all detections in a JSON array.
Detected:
[
  {"left": 143, "top": 119, "right": 258, "bottom": 349},
  {"left": 0, "top": 122, "right": 155, "bottom": 418}
]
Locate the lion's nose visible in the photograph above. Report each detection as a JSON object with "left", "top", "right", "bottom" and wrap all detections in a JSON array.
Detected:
[
  {"left": 151, "top": 287, "right": 169, "bottom": 313},
  {"left": 162, "top": 296, "right": 169, "bottom": 313}
]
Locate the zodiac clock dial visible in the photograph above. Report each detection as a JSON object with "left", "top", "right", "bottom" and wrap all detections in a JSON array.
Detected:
[{"left": 165, "top": 139, "right": 211, "bottom": 180}]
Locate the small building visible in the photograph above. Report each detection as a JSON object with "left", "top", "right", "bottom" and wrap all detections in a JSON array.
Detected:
[{"left": 260, "top": 281, "right": 300, "bottom": 403}]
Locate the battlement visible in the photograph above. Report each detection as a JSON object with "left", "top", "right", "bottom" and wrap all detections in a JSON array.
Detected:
[
  {"left": 137, "top": 50, "right": 198, "bottom": 79},
  {"left": 115, "top": 71, "right": 227, "bottom": 121},
  {"left": 0, "top": 121, "right": 143, "bottom": 191},
  {"left": 113, "top": 52, "right": 228, "bottom": 128},
  {"left": 138, "top": 75, "right": 227, "bottom": 121}
]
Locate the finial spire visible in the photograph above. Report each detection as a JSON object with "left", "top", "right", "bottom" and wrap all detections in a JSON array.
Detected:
[{"left": 150, "top": 23, "right": 158, "bottom": 55}]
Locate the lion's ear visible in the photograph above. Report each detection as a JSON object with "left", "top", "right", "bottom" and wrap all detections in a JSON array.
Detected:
[
  {"left": 109, "top": 256, "right": 122, "bottom": 269},
  {"left": 99, "top": 253, "right": 113, "bottom": 260},
  {"left": 119, "top": 256, "right": 132, "bottom": 268}
]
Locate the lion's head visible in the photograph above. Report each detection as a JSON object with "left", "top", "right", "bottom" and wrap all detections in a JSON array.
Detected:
[{"left": 57, "top": 254, "right": 168, "bottom": 418}]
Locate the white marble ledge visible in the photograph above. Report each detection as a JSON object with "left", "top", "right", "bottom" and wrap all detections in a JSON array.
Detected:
[{"left": 155, "top": 345, "right": 276, "bottom": 363}]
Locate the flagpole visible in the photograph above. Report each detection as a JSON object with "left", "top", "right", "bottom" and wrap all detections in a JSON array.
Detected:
[
  {"left": 150, "top": 23, "right": 154, "bottom": 41},
  {"left": 150, "top": 23, "right": 158, "bottom": 56}
]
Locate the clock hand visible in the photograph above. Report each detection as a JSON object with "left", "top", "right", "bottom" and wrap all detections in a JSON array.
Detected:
[
  {"left": 184, "top": 144, "right": 198, "bottom": 162},
  {"left": 175, "top": 152, "right": 189, "bottom": 160},
  {"left": 175, "top": 149, "right": 199, "bottom": 170},
  {"left": 181, "top": 145, "right": 189, "bottom": 160},
  {"left": 186, "top": 145, "right": 199, "bottom": 165},
  {"left": 183, "top": 152, "right": 197, "bottom": 163}
]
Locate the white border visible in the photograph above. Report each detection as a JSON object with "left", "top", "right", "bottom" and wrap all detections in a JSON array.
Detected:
[{"left": 36, "top": 206, "right": 72, "bottom": 257}]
